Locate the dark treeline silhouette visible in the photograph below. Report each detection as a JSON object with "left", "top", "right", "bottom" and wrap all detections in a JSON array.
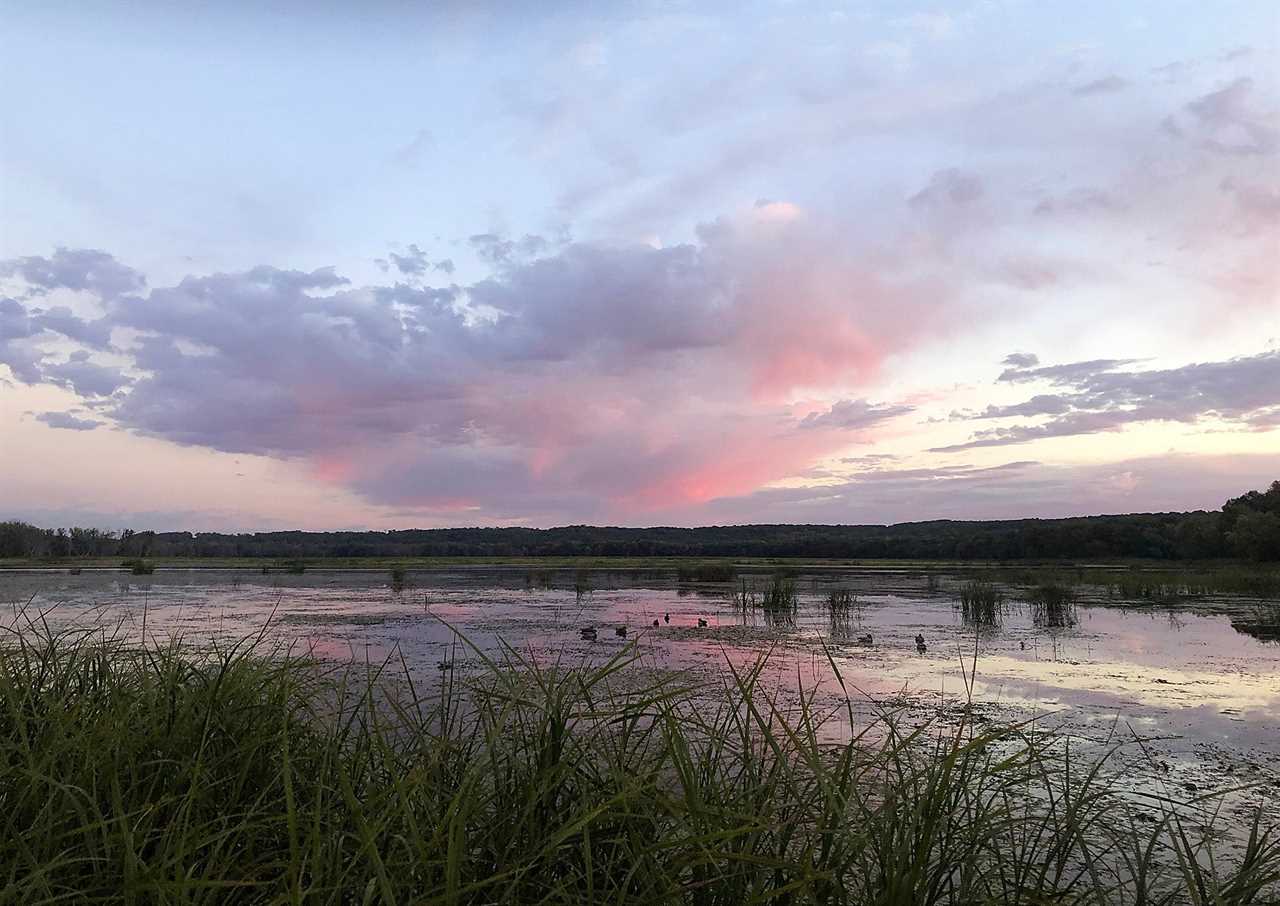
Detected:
[{"left": 3, "top": 482, "right": 1279, "bottom": 563}]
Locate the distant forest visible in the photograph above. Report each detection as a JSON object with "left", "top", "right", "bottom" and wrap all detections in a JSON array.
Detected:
[{"left": 3, "top": 482, "right": 1279, "bottom": 563}]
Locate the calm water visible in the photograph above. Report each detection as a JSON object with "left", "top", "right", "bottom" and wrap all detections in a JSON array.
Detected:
[{"left": 5, "top": 566, "right": 1279, "bottom": 818}]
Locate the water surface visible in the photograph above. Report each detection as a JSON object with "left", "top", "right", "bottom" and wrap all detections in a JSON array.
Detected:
[{"left": 5, "top": 565, "right": 1278, "bottom": 826}]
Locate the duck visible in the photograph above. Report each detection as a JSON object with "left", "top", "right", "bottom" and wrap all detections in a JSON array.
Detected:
[
  {"left": 615, "top": 625, "right": 627, "bottom": 638},
  {"left": 436, "top": 660, "right": 453, "bottom": 670},
  {"left": 915, "top": 633, "right": 925, "bottom": 646},
  {"left": 664, "top": 612, "right": 670, "bottom": 624},
  {"left": 580, "top": 627, "right": 598, "bottom": 641},
  {"left": 652, "top": 618, "right": 660, "bottom": 627},
  {"left": 697, "top": 618, "right": 708, "bottom": 627},
  {"left": 856, "top": 633, "right": 874, "bottom": 646}
]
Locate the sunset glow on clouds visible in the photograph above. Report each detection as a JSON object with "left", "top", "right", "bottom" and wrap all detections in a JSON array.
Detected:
[{"left": 1, "top": 1, "right": 1277, "bottom": 530}]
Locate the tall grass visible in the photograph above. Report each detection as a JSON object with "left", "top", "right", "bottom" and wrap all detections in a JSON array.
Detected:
[
  {"left": 1027, "top": 583, "right": 1079, "bottom": 629},
  {"left": 1101, "top": 567, "right": 1280, "bottom": 602},
  {"left": 825, "top": 588, "right": 860, "bottom": 639},
  {"left": 730, "top": 577, "right": 759, "bottom": 611},
  {"left": 760, "top": 574, "right": 798, "bottom": 628},
  {"left": 2, "top": 622, "right": 1277, "bottom": 903},
  {"left": 826, "top": 588, "right": 856, "bottom": 618},
  {"left": 121, "top": 557, "right": 154, "bottom": 575},
  {"left": 957, "top": 581, "right": 1004, "bottom": 628}
]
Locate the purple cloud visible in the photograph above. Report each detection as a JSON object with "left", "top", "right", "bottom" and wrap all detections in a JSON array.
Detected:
[
  {"left": 1073, "top": 76, "right": 1130, "bottom": 97},
  {"left": 0, "top": 247, "right": 145, "bottom": 300},
  {"left": 938, "top": 352, "right": 1280, "bottom": 451},
  {"left": 0, "top": 219, "right": 954, "bottom": 519},
  {"left": 35, "top": 410, "right": 103, "bottom": 431},
  {"left": 800, "top": 399, "right": 914, "bottom": 430}
]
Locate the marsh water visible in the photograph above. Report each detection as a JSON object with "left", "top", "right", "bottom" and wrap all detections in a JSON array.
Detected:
[{"left": 5, "top": 565, "right": 1279, "bottom": 833}]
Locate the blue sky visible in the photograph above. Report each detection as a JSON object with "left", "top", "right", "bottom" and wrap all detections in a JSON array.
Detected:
[{"left": 1, "top": 1, "right": 1278, "bottom": 530}]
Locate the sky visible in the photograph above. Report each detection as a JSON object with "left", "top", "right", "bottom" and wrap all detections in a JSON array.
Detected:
[{"left": 1, "top": 0, "right": 1278, "bottom": 532}]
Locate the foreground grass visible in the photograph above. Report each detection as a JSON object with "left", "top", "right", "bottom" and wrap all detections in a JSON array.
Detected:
[{"left": 2, "top": 626, "right": 1277, "bottom": 904}]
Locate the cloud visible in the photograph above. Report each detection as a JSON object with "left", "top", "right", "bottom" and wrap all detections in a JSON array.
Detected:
[
  {"left": 997, "top": 357, "right": 1140, "bottom": 384},
  {"left": 1072, "top": 76, "right": 1129, "bottom": 97},
  {"left": 0, "top": 297, "right": 46, "bottom": 383},
  {"left": 42, "top": 351, "right": 131, "bottom": 397},
  {"left": 35, "top": 410, "right": 103, "bottom": 431},
  {"left": 469, "top": 233, "right": 552, "bottom": 266},
  {"left": 0, "top": 215, "right": 952, "bottom": 519},
  {"left": 937, "top": 352, "right": 1280, "bottom": 451},
  {"left": 0, "top": 247, "right": 145, "bottom": 300},
  {"left": 693, "top": 453, "right": 1280, "bottom": 525},
  {"left": 1031, "top": 188, "right": 1124, "bottom": 218},
  {"left": 1176, "top": 77, "right": 1278, "bottom": 156},
  {"left": 388, "top": 244, "right": 430, "bottom": 276},
  {"left": 799, "top": 399, "right": 914, "bottom": 430},
  {"left": 908, "top": 168, "right": 983, "bottom": 208},
  {"left": 1001, "top": 352, "right": 1039, "bottom": 369}
]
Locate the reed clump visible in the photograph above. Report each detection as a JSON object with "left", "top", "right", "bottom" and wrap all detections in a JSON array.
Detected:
[
  {"left": 826, "top": 587, "right": 857, "bottom": 618},
  {"left": 957, "top": 580, "right": 1004, "bottom": 627},
  {"left": 121, "top": 557, "right": 154, "bottom": 575},
  {"left": 1, "top": 625, "right": 1277, "bottom": 904},
  {"left": 760, "top": 573, "right": 798, "bottom": 627},
  {"left": 826, "top": 588, "right": 860, "bottom": 638},
  {"left": 730, "top": 577, "right": 759, "bottom": 611},
  {"left": 1027, "top": 582, "right": 1079, "bottom": 628}
]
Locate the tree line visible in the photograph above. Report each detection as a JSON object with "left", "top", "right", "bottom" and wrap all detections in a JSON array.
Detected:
[{"left": 3, "top": 481, "right": 1278, "bottom": 563}]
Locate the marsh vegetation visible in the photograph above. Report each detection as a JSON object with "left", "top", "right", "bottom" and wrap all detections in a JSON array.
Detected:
[
  {"left": 3, "top": 623, "right": 1277, "bottom": 904},
  {"left": 3, "top": 562, "right": 1278, "bottom": 902},
  {"left": 957, "top": 580, "right": 1005, "bottom": 628}
]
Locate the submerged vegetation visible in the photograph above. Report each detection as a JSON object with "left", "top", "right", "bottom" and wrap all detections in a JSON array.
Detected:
[{"left": 1, "top": 624, "right": 1276, "bottom": 904}]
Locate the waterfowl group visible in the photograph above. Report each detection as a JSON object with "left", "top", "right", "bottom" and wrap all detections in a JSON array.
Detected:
[{"left": 577, "top": 615, "right": 711, "bottom": 639}]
